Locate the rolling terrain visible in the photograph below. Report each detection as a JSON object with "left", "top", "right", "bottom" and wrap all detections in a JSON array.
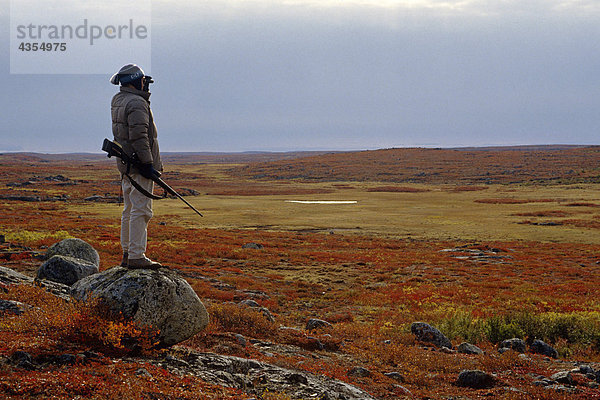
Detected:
[{"left": 1, "top": 147, "right": 600, "bottom": 399}]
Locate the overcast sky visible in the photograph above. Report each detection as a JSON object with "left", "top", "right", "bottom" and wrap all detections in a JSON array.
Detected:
[{"left": 1, "top": 0, "right": 599, "bottom": 152}]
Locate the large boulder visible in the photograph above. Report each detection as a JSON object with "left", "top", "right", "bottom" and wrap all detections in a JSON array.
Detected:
[
  {"left": 46, "top": 238, "right": 100, "bottom": 267},
  {"left": 37, "top": 255, "right": 98, "bottom": 286},
  {"left": 71, "top": 267, "right": 209, "bottom": 347},
  {"left": 411, "top": 322, "right": 452, "bottom": 349}
]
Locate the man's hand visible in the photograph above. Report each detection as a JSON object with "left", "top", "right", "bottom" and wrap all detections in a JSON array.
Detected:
[{"left": 138, "top": 163, "right": 160, "bottom": 179}]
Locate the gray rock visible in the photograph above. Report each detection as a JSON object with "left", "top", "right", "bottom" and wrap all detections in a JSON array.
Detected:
[
  {"left": 306, "top": 318, "right": 333, "bottom": 331},
  {"left": 242, "top": 243, "right": 263, "bottom": 250},
  {"left": 456, "top": 370, "right": 497, "bottom": 389},
  {"left": 240, "top": 299, "right": 275, "bottom": 322},
  {"left": 37, "top": 255, "right": 98, "bottom": 286},
  {"left": 578, "top": 365, "right": 594, "bottom": 375},
  {"left": 240, "top": 299, "right": 260, "bottom": 308},
  {"left": 0, "top": 299, "right": 29, "bottom": 315},
  {"left": 530, "top": 339, "right": 558, "bottom": 358},
  {"left": 347, "top": 367, "right": 372, "bottom": 378},
  {"left": 0, "top": 266, "right": 71, "bottom": 300},
  {"left": 411, "top": 322, "right": 452, "bottom": 348},
  {"left": 135, "top": 368, "right": 152, "bottom": 377},
  {"left": 384, "top": 372, "right": 405, "bottom": 382},
  {"left": 550, "top": 371, "right": 573, "bottom": 385},
  {"left": 457, "top": 342, "right": 483, "bottom": 355},
  {"left": 0, "top": 266, "right": 32, "bottom": 285},
  {"left": 142, "top": 350, "right": 376, "bottom": 400},
  {"left": 545, "top": 384, "right": 575, "bottom": 393},
  {"left": 498, "top": 347, "right": 510, "bottom": 354},
  {"left": 46, "top": 238, "right": 100, "bottom": 267},
  {"left": 499, "top": 338, "right": 526, "bottom": 353},
  {"left": 71, "top": 267, "right": 209, "bottom": 347}
]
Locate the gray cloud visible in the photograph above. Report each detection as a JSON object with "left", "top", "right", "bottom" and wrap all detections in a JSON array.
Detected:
[{"left": 1, "top": 0, "right": 599, "bottom": 151}]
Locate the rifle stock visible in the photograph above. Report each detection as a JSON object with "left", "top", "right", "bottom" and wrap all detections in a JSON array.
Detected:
[{"left": 102, "top": 138, "right": 203, "bottom": 217}]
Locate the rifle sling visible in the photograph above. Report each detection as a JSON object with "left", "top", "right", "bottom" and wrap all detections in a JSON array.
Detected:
[{"left": 124, "top": 173, "right": 165, "bottom": 200}]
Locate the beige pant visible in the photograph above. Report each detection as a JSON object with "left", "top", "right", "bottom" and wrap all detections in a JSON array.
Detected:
[{"left": 121, "top": 173, "right": 154, "bottom": 259}]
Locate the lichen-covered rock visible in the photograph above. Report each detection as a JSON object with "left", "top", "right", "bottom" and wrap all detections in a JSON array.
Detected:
[
  {"left": 71, "top": 267, "right": 208, "bottom": 347},
  {"left": 37, "top": 255, "right": 98, "bottom": 286},
  {"left": 456, "top": 370, "right": 497, "bottom": 388},
  {"left": 499, "top": 338, "right": 526, "bottom": 353},
  {"left": 46, "top": 238, "right": 100, "bottom": 267},
  {"left": 411, "top": 322, "right": 452, "bottom": 348},
  {"left": 530, "top": 339, "right": 558, "bottom": 358}
]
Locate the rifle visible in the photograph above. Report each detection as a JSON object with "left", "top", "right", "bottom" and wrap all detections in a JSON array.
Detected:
[{"left": 102, "top": 138, "right": 203, "bottom": 217}]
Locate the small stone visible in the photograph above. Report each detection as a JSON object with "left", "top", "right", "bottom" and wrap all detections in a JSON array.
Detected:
[
  {"left": 518, "top": 354, "right": 531, "bottom": 362},
  {"left": 0, "top": 299, "right": 29, "bottom": 315},
  {"left": 440, "top": 346, "right": 456, "bottom": 354},
  {"left": 550, "top": 371, "right": 572, "bottom": 385},
  {"left": 457, "top": 342, "right": 483, "bottom": 355},
  {"left": 240, "top": 299, "right": 261, "bottom": 308},
  {"left": 234, "top": 334, "right": 247, "bottom": 347},
  {"left": 498, "top": 347, "right": 510, "bottom": 354},
  {"left": 530, "top": 339, "right": 558, "bottom": 358},
  {"left": 55, "top": 354, "right": 77, "bottom": 365},
  {"left": 456, "top": 370, "right": 497, "bottom": 389},
  {"left": 578, "top": 365, "right": 594, "bottom": 375},
  {"left": 242, "top": 243, "right": 263, "bottom": 250},
  {"left": 499, "top": 338, "right": 526, "bottom": 353},
  {"left": 135, "top": 368, "right": 152, "bottom": 377},
  {"left": 384, "top": 372, "right": 405, "bottom": 382},
  {"left": 306, "top": 318, "right": 333, "bottom": 331},
  {"left": 348, "top": 367, "right": 372, "bottom": 378}
]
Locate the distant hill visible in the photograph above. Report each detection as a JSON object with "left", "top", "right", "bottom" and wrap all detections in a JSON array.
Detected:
[
  {"left": 230, "top": 145, "right": 600, "bottom": 184},
  {"left": 0, "top": 151, "right": 337, "bottom": 164}
]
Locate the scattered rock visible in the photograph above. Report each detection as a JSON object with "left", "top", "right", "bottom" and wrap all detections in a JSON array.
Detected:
[
  {"left": 71, "top": 267, "right": 209, "bottom": 347},
  {"left": 135, "top": 368, "right": 152, "bottom": 377},
  {"left": 530, "top": 339, "right": 558, "bottom": 358},
  {"left": 499, "top": 338, "right": 526, "bottom": 353},
  {"left": 145, "top": 350, "right": 376, "bottom": 400},
  {"left": 347, "top": 367, "right": 372, "bottom": 378},
  {"left": 578, "top": 365, "right": 594, "bottom": 375},
  {"left": 242, "top": 243, "right": 263, "bottom": 250},
  {"left": 240, "top": 299, "right": 260, "bottom": 308},
  {"left": 384, "top": 372, "right": 405, "bottom": 382},
  {"left": 37, "top": 255, "right": 98, "bottom": 286},
  {"left": 550, "top": 371, "right": 573, "bottom": 385},
  {"left": 0, "top": 266, "right": 71, "bottom": 300},
  {"left": 457, "top": 342, "right": 483, "bottom": 355},
  {"left": 411, "top": 322, "right": 452, "bottom": 348},
  {"left": 46, "top": 238, "right": 100, "bottom": 267},
  {"left": 10, "top": 351, "right": 35, "bottom": 370},
  {"left": 456, "top": 370, "right": 497, "bottom": 389},
  {"left": 239, "top": 299, "right": 275, "bottom": 322},
  {"left": 306, "top": 318, "right": 333, "bottom": 331},
  {"left": 234, "top": 334, "right": 247, "bottom": 347},
  {"left": 0, "top": 299, "right": 30, "bottom": 315}
]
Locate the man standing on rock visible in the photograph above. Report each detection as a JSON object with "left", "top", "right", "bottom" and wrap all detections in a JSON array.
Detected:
[{"left": 110, "top": 64, "right": 162, "bottom": 269}]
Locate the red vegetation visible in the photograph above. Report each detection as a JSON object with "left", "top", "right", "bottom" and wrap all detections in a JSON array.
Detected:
[
  {"left": 475, "top": 198, "right": 554, "bottom": 204},
  {"left": 230, "top": 146, "right": 600, "bottom": 184},
  {"left": 366, "top": 186, "right": 430, "bottom": 193}
]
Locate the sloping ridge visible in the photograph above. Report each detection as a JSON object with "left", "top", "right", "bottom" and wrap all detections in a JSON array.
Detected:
[{"left": 230, "top": 146, "right": 600, "bottom": 184}]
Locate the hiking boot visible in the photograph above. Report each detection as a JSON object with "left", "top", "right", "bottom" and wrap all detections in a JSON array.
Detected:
[
  {"left": 127, "top": 256, "right": 162, "bottom": 270},
  {"left": 120, "top": 252, "right": 129, "bottom": 267}
]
